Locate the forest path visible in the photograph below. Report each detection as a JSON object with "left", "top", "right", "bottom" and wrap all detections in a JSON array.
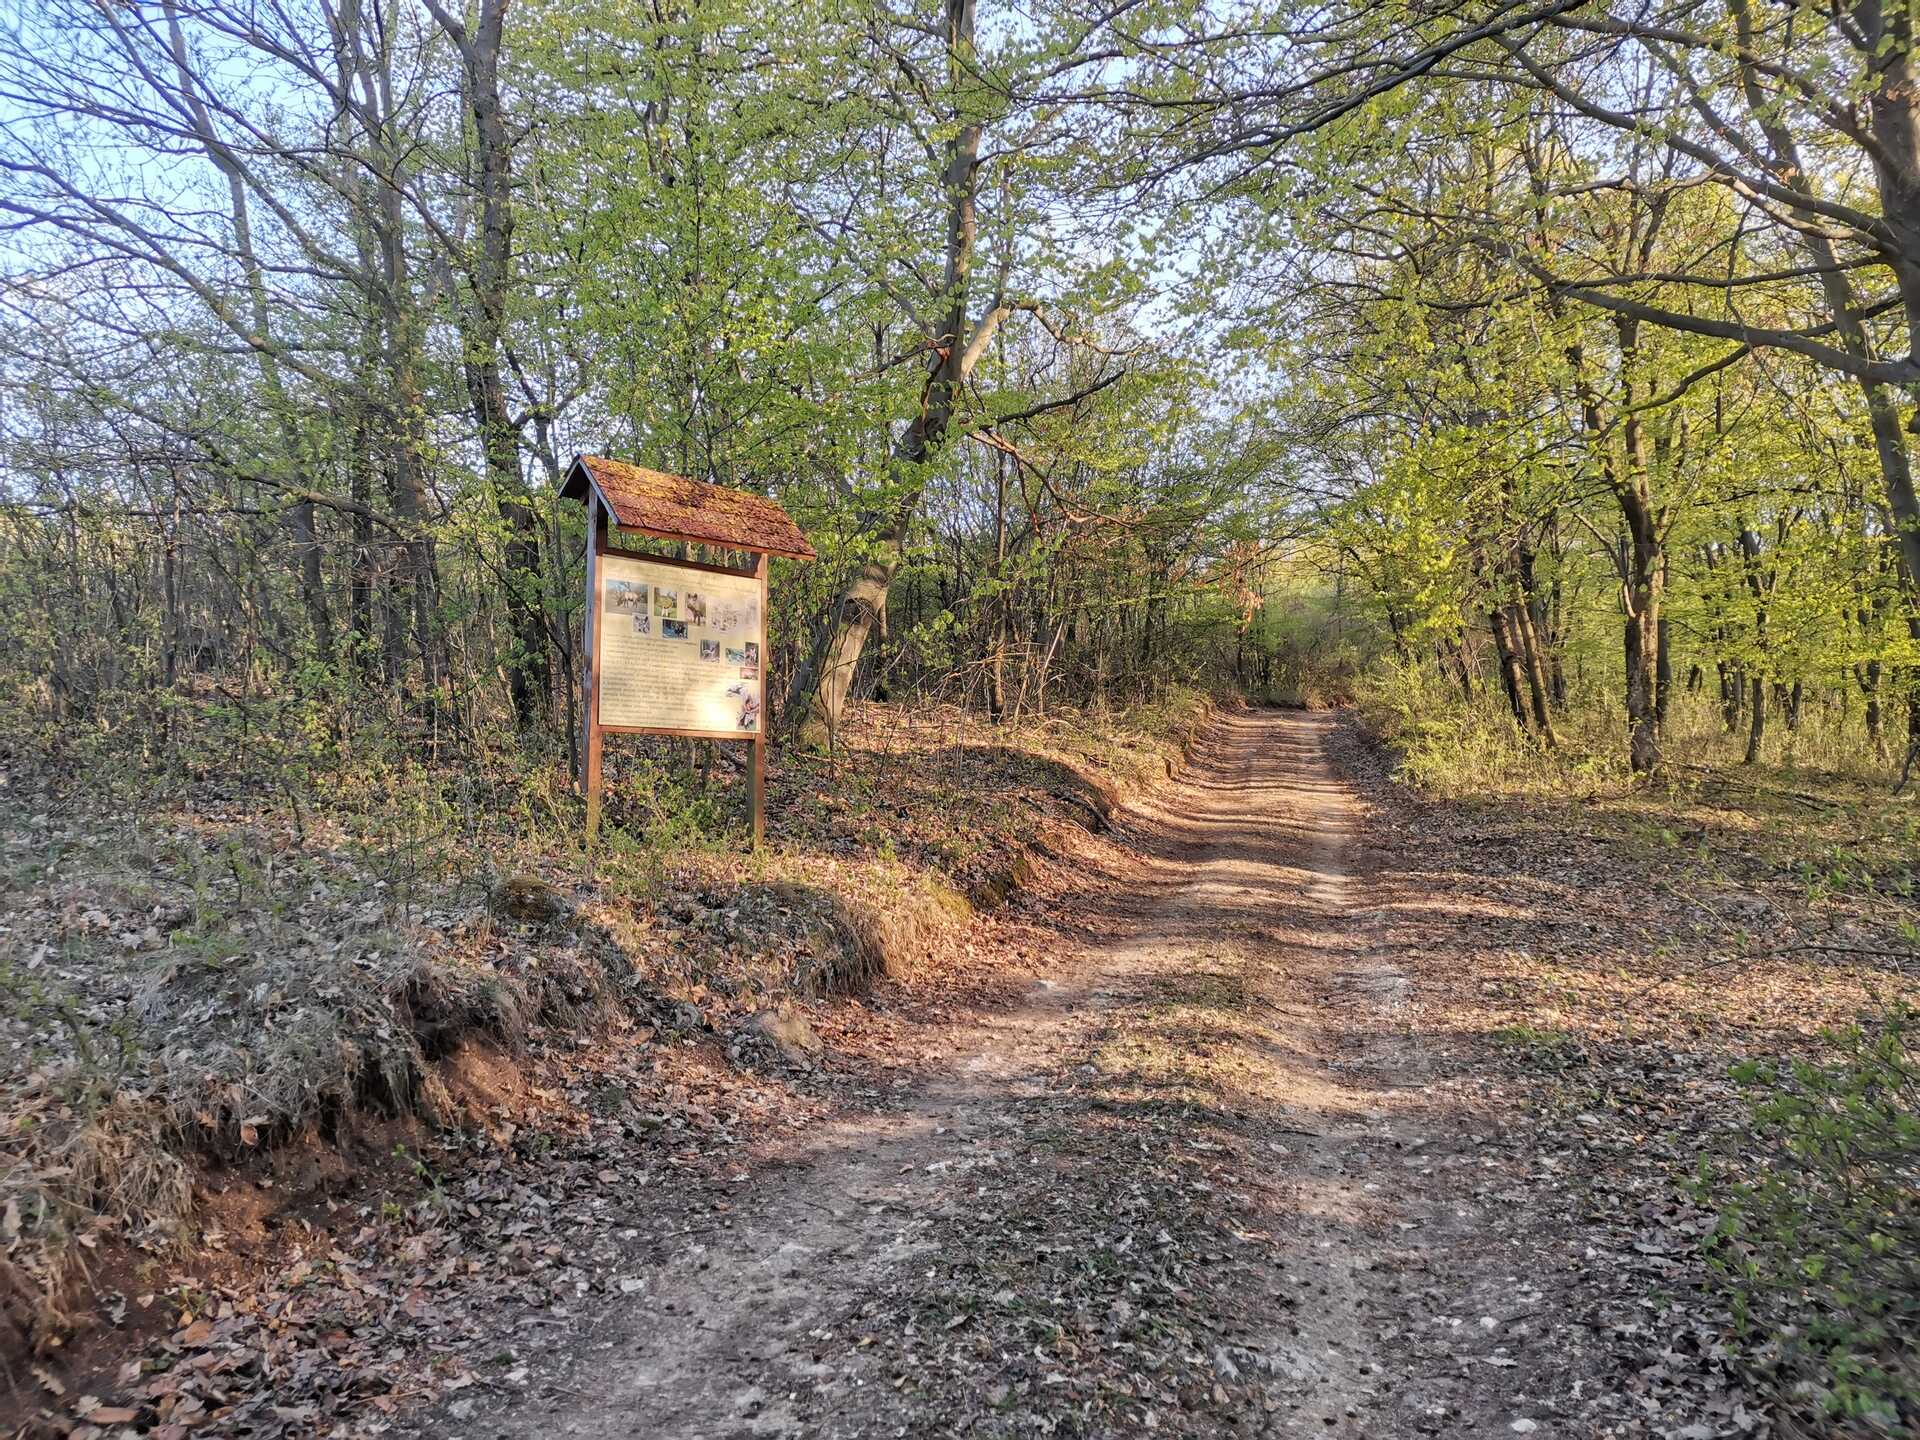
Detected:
[{"left": 449, "top": 710, "right": 1496, "bottom": 1440}]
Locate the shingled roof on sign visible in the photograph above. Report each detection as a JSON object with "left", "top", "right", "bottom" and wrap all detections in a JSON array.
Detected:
[{"left": 561, "top": 454, "right": 816, "bottom": 560}]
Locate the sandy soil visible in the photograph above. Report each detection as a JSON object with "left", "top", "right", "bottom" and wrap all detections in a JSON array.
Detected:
[{"left": 416, "top": 709, "right": 1564, "bottom": 1440}]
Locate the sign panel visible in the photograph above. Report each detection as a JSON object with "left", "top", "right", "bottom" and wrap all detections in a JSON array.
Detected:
[{"left": 596, "top": 551, "right": 763, "bottom": 734}]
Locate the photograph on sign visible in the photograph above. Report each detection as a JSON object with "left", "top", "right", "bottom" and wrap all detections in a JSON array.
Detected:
[{"left": 597, "top": 552, "right": 763, "bottom": 733}]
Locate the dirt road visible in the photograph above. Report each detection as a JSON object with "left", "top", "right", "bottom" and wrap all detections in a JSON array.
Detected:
[{"left": 444, "top": 710, "right": 1546, "bottom": 1439}]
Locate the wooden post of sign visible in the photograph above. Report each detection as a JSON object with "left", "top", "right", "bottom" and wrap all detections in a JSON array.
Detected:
[
  {"left": 583, "top": 493, "right": 605, "bottom": 844},
  {"left": 749, "top": 550, "right": 769, "bottom": 850},
  {"left": 585, "top": 714, "right": 605, "bottom": 844}
]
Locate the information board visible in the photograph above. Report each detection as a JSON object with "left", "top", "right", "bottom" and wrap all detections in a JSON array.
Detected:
[{"left": 596, "top": 551, "right": 763, "bottom": 734}]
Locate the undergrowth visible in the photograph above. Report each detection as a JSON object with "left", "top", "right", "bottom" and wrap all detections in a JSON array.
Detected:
[
  {"left": 1354, "top": 656, "right": 1920, "bottom": 1436},
  {"left": 1354, "top": 656, "right": 1913, "bottom": 799},
  {"left": 1699, "top": 1007, "right": 1919, "bottom": 1435},
  {"left": 1353, "top": 658, "right": 1920, "bottom": 894},
  {"left": 1, "top": 684, "right": 1220, "bottom": 1351}
]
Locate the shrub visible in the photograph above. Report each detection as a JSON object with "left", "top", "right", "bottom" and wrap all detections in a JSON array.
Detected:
[
  {"left": 1351, "top": 657, "right": 1577, "bottom": 794},
  {"left": 1700, "top": 1005, "right": 1919, "bottom": 1435}
]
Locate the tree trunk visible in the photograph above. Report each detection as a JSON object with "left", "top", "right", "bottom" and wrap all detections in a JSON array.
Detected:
[
  {"left": 288, "top": 498, "right": 332, "bottom": 670},
  {"left": 338, "top": 4, "right": 445, "bottom": 711},
  {"left": 432, "top": 0, "right": 547, "bottom": 728},
  {"left": 987, "top": 446, "right": 1009, "bottom": 721},
  {"left": 1745, "top": 675, "right": 1765, "bottom": 764},
  {"left": 1623, "top": 599, "right": 1661, "bottom": 771},
  {"left": 1618, "top": 393, "right": 1663, "bottom": 774},
  {"left": 786, "top": 0, "right": 989, "bottom": 746},
  {"left": 1654, "top": 612, "right": 1672, "bottom": 730},
  {"left": 1738, "top": 525, "right": 1773, "bottom": 766},
  {"left": 1447, "top": 637, "right": 1475, "bottom": 701},
  {"left": 1510, "top": 602, "right": 1557, "bottom": 744},
  {"left": 164, "top": 7, "right": 335, "bottom": 671},
  {"left": 1489, "top": 608, "right": 1527, "bottom": 725},
  {"left": 1566, "top": 315, "right": 1663, "bottom": 772},
  {"left": 1861, "top": 658, "right": 1888, "bottom": 758},
  {"left": 1908, "top": 672, "right": 1920, "bottom": 772},
  {"left": 348, "top": 407, "right": 379, "bottom": 683},
  {"left": 1730, "top": 0, "right": 1920, "bottom": 598}
]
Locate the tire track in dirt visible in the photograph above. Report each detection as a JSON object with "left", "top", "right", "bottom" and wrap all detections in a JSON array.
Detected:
[{"left": 439, "top": 710, "right": 1479, "bottom": 1440}]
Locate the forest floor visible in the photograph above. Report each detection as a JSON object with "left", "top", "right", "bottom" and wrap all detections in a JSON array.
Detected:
[{"left": 7, "top": 705, "right": 1911, "bottom": 1438}]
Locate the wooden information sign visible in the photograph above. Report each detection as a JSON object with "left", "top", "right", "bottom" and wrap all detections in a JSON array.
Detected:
[{"left": 561, "top": 455, "right": 814, "bottom": 847}]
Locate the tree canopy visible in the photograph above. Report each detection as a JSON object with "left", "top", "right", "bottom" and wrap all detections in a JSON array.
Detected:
[{"left": 3, "top": 0, "right": 1919, "bottom": 781}]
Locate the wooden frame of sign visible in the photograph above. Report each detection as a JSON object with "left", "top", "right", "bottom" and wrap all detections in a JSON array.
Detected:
[{"left": 561, "top": 455, "right": 815, "bottom": 849}]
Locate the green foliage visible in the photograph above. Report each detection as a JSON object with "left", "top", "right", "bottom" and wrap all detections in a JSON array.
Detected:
[
  {"left": 1239, "top": 568, "right": 1385, "bottom": 706},
  {"left": 1700, "top": 1007, "right": 1919, "bottom": 1433},
  {"left": 588, "top": 749, "right": 739, "bottom": 900},
  {"left": 1352, "top": 657, "right": 1588, "bottom": 794}
]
